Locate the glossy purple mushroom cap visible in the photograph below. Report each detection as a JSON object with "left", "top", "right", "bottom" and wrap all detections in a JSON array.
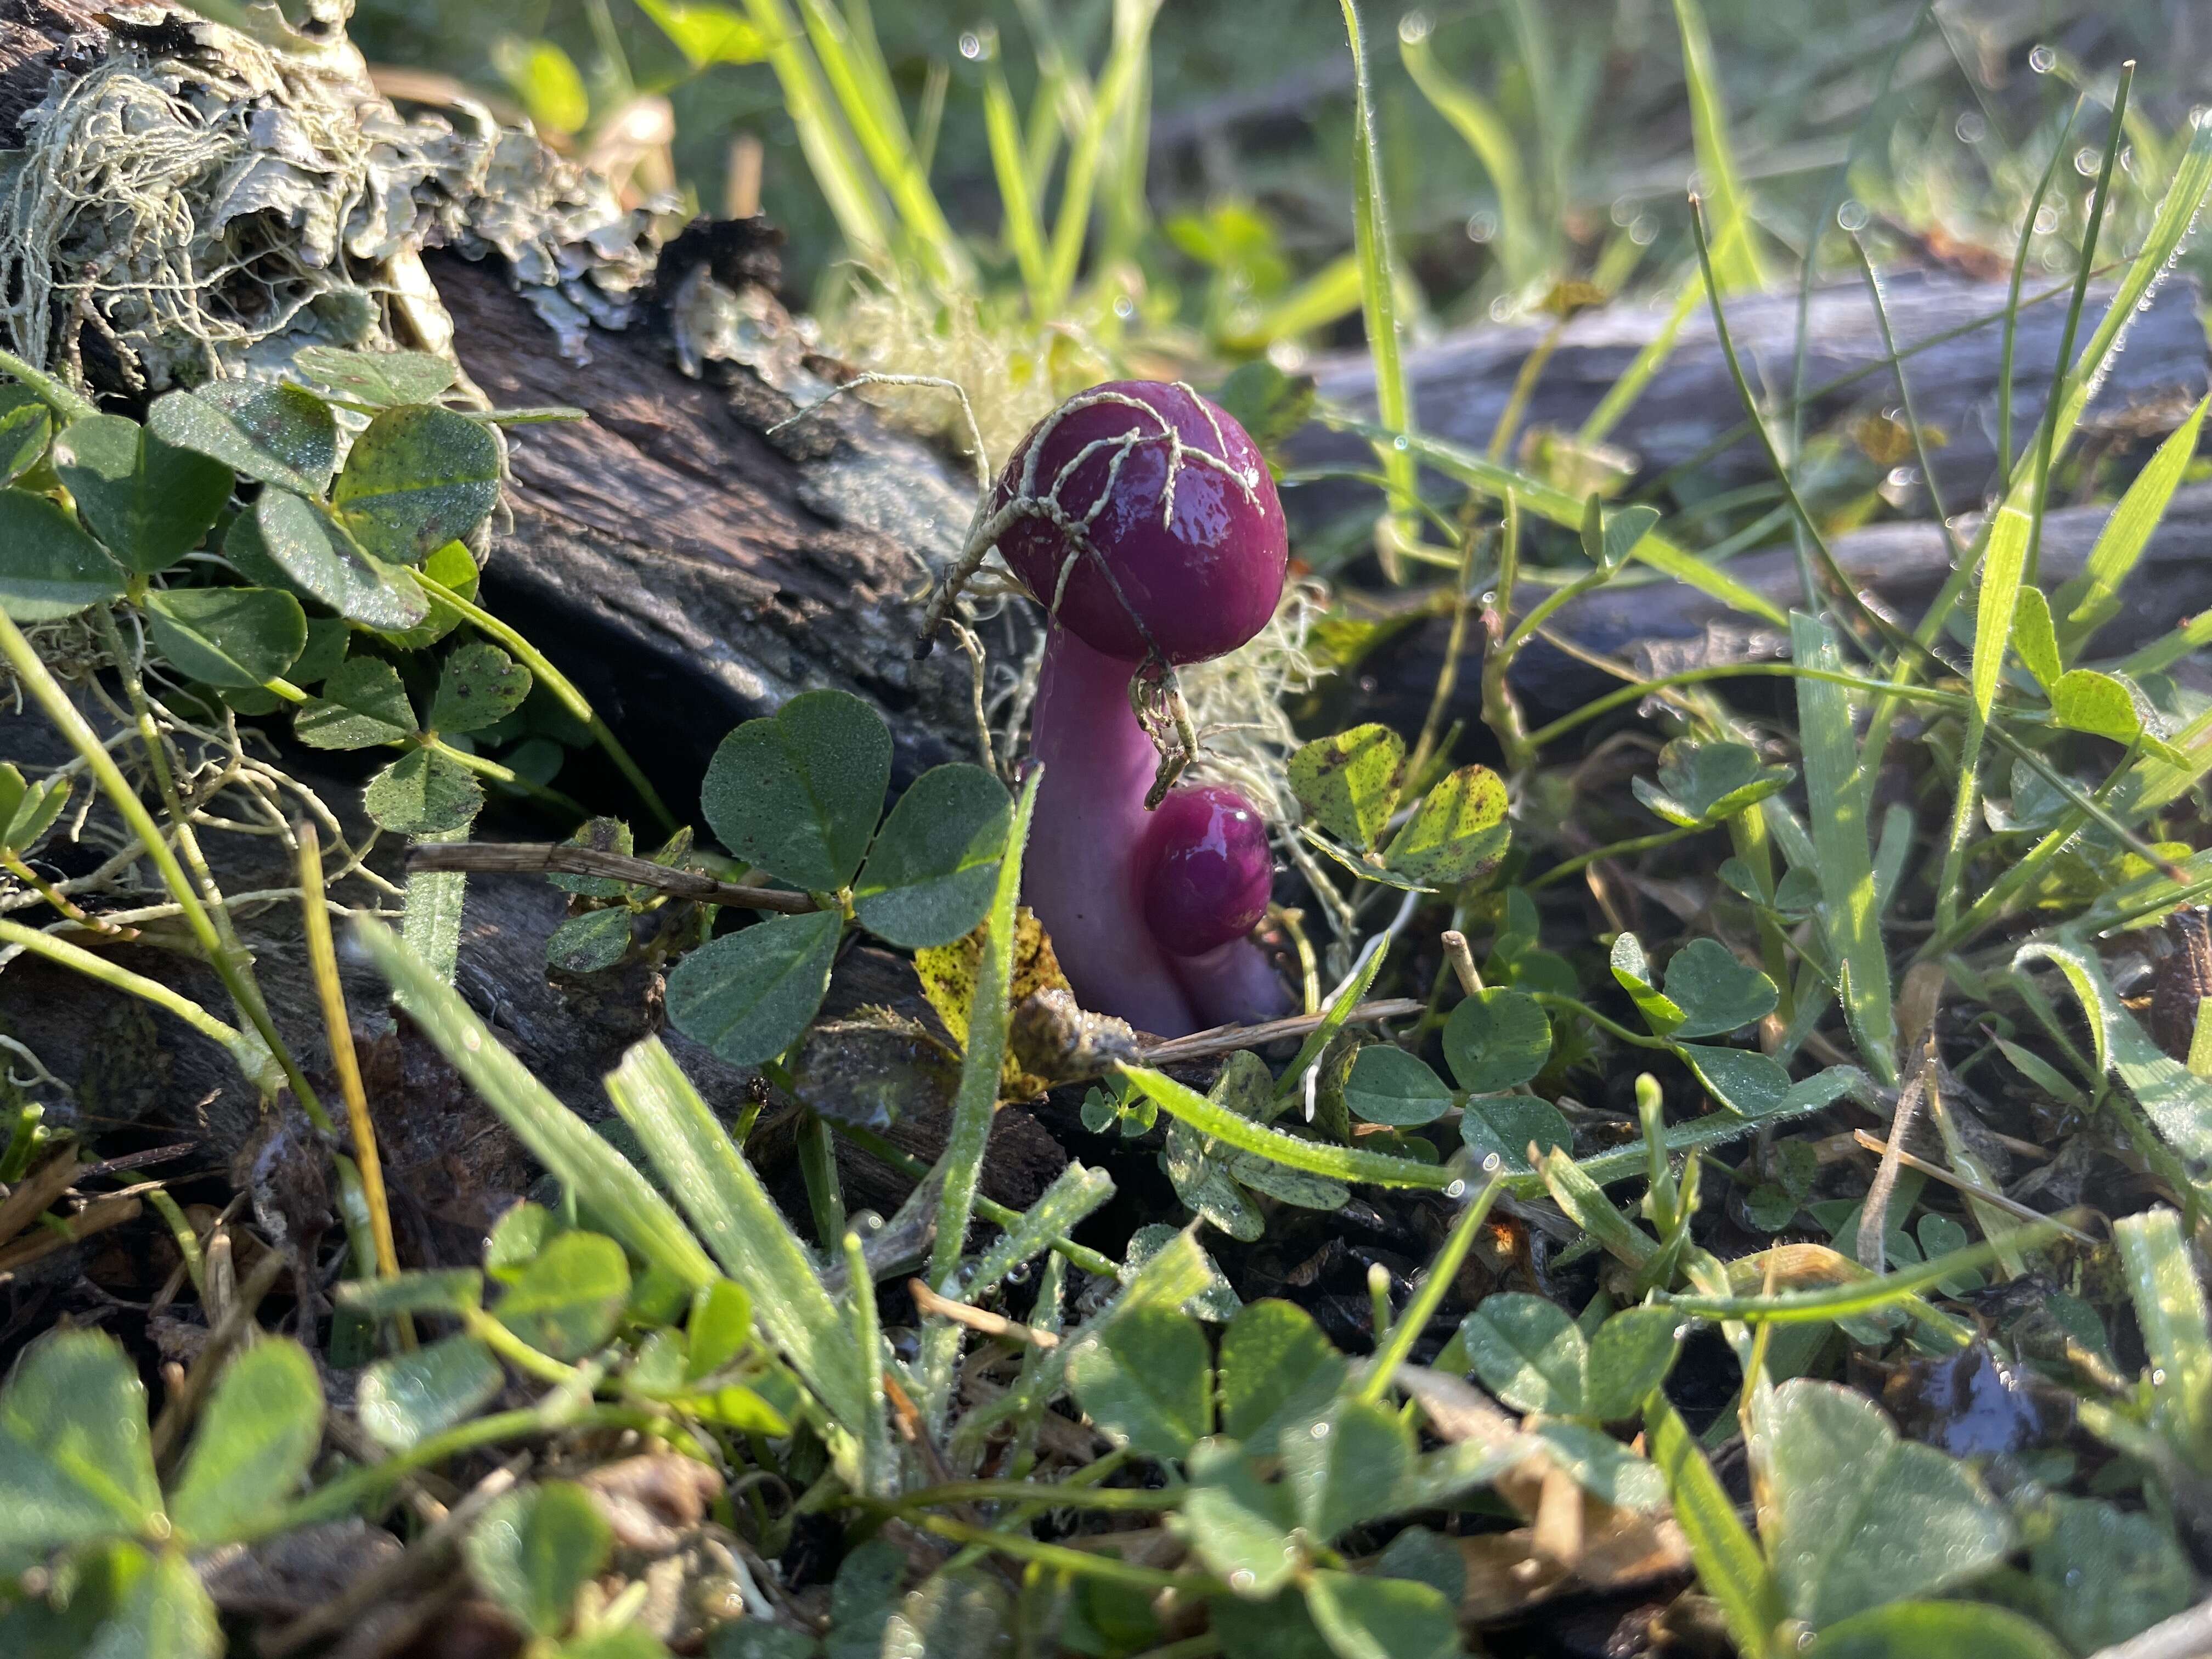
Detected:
[
  {"left": 992, "top": 380, "right": 1288, "bottom": 665},
  {"left": 1139, "top": 785, "right": 1275, "bottom": 957}
]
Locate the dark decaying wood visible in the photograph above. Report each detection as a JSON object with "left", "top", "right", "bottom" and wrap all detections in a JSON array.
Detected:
[{"left": 436, "top": 253, "right": 986, "bottom": 803}]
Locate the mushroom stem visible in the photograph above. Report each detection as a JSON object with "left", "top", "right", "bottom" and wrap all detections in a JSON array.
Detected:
[
  {"left": 1169, "top": 935, "right": 1291, "bottom": 1030},
  {"left": 1026, "top": 628, "right": 1198, "bottom": 1036}
]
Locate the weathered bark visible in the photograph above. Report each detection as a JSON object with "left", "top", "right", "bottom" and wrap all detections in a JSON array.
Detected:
[
  {"left": 437, "top": 252, "right": 986, "bottom": 802},
  {"left": 1289, "top": 266, "right": 2210, "bottom": 510}
]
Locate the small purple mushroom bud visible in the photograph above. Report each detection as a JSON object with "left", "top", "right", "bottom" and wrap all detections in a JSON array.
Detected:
[
  {"left": 985, "top": 380, "right": 1293, "bottom": 1036},
  {"left": 1139, "top": 785, "right": 1274, "bottom": 956}
]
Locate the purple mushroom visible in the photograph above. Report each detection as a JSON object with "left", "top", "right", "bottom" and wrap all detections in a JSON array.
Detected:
[{"left": 964, "top": 380, "right": 1292, "bottom": 1036}]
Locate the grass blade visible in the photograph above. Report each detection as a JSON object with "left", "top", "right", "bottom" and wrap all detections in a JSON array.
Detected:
[
  {"left": 964, "top": 1163, "right": 1115, "bottom": 1301},
  {"left": 1970, "top": 505, "right": 2032, "bottom": 720},
  {"left": 2115, "top": 1207, "right": 2212, "bottom": 1452},
  {"left": 1356, "top": 421, "right": 1787, "bottom": 624},
  {"left": 1664, "top": 1218, "right": 2067, "bottom": 1322},
  {"left": 398, "top": 826, "right": 467, "bottom": 1011},
  {"left": 1400, "top": 23, "right": 1536, "bottom": 289},
  {"left": 603, "top": 1036, "right": 871, "bottom": 1435},
  {"left": 1792, "top": 613, "right": 1898, "bottom": 1085},
  {"left": 2028, "top": 111, "right": 2212, "bottom": 489},
  {"left": 2016, "top": 939, "right": 2212, "bottom": 1169},
  {"left": 2052, "top": 394, "right": 2210, "bottom": 658},
  {"left": 927, "top": 771, "right": 1041, "bottom": 1293},
  {"left": 1647, "top": 1397, "right": 1781, "bottom": 1659},
  {"left": 1674, "top": 0, "right": 1765, "bottom": 290},
  {"left": 1354, "top": 1170, "right": 1508, "bottom": 1404},
  {"left": 793, "top": 0, "right": 969, "bottom": 286},
  {"left": 736, "top": 0, "right": 893, "bottom": 263},
  {"left": 1121, "top": 1063, "right": 1458, "bottom": 1190},
  {"left": 916, "top": 773, "right": 1040, "bottom": 1420},
  {"left": 1042, "top": 0, "right": 1159, "bottom": 312},
  {"left": 354, "top": 921, "right": 719, "bottom": 1293},
  {"left": 1339, "top": 0, "right": 1420, "bottom": 579},
  {"left": 1578, "top": 275, "right": 1703, "bottom": 447},
  {"left": 982, "top": 48, "right": 1052, "bottom": 307}
]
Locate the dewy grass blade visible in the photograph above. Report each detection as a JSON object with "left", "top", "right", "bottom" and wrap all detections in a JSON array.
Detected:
[
  {"left": 1673, "top": 0, "right": 1764, "bottom": 290},
  {"left": 1351, "top": 421, "right": 1786, "bottom": 624},
  {"left": 2035, "top": 103, "right": 2212, "bottom": 481},
  {"left": 603, "top": 1036, "right": 871, "bottom": 1436},
  {"left": 2025, "top": 63, "right": 2132, "bottom": 585},
  {"left": 1791, "top": 614, "right": 1898, "bottom": 1083},
  {"left": 399, "top": 825, "right": 467, "bottom": 1005},
  {"left": 1120, "top": 1064, "right": 1459, "bottom": 1190},
  {"left": 2053, "top": 394, "right": 2210, "bottom": 657},
  {"left": 917, "top": 772, "right": 1040, "bottom": 1421},
  {"left": 928, "top": 771, "right": 1041, "bottom": 1293},
  {"left": 963, "top": 1163, "right": 1115, "bottom": 1301},
  {"left": 1338, "top": 0, "right": 1420, "bottom": 579},
  {"left": 1663, "top": 1218, "right": 2068, "bottom": 1322},
  {"left": 1970, "top": 505, "right": 2032, "bottom": 721},
  {"left": 2115, "top": 1207, "right": 2212, "bottom": 1451},
  {"left": 355, "top": 921, "right": 720, "bottom": 1293},
  {"left": 1648, "top": 1398, "right": 1782, "bottom": 1659},
  {"left": 2016, "top": 939, "right": 2212, "bottom": 1169}
]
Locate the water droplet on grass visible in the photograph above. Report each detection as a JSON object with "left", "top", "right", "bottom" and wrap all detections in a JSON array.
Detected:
[{"left": 2029, "top": 43, "right": 2057, "bottom": 72}]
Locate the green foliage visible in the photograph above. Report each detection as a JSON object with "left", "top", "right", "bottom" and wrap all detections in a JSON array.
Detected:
[
  {"left": 670, "top": 690, "right": 1012, "bottom": 1066},
  {"left": 1289, "top": 722, "right": 1511, "bottom": 890},
  {"left": 1757, "top": 1380, "right": 2014, "bottom": 1628},
  {"left": 464, "top": 1482, "right": 614, "bottom": 1640}
]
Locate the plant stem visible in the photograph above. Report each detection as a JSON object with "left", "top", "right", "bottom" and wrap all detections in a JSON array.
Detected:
[
  {"left": 415, "top": 573, "right": 676, "bottom": 833},
  {"left": 1355, "top": 1169, "right": 1506, "bottom": 1404},
  {"left": 825, "top": 1118, "right": 1119, "bottom": 1279},
  {"left": 0, "top": 917, "right": 249, "bottom": 1059},
  {"left": 427, "top": 738, "right": 587, "bottom": 819},
  {"left": 1479, "top": 494, "right": 1533, "bottom": 771},
  {"left": 1528, "top": 823, "right": 1706, "bottom": 890},
  {"left": 296, "top": 821, "right": 405, "bottom": 1307},
  {"left": 797, "top": 1109, "right": 846, "bottom": 1248},
  {"left": 39, "top": 606, "right": 329, "bottom": 1122}
]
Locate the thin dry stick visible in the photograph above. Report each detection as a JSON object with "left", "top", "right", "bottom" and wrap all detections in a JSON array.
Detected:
[
  {"left": 909, "top": 1279, "right": 1061, "bottom": 1350},
  {"left": 297, "top": 822, "right": 405, "bottom": 1321},
  {"left": 150, "top": 1246, "right": 287, "bottom": 1463},
  {"left": 1439, "top": 929, "right": 1485, "bottom": 997},
  {"left": 261, "top": 1457, "right": 531, "bottom": 1658},
  {"left": 405, "top": 841, "right": 819, "bottom": 912},
  {"left": 1139, "top": 997, "right": 1427, "bottom": 1065},
  {"left": 1857, "top": 1045, "right": 1929, "bottom": 1276},
  {"left": 1849, "top": 1130, "right": 2096, "bottom": 1243}
]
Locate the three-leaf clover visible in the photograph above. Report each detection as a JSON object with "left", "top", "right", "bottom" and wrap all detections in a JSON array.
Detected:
[
  {"left": 665, "top": 690, "right": 1013, "bottom": 1069},
  {"left": 1289, "top": 724, "right": 1511, "bottom": 890}
]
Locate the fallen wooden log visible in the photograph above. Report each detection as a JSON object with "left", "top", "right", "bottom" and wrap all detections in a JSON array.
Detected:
[{"left": 1289, "top": 266, "right": 2209, "bottom": 510}]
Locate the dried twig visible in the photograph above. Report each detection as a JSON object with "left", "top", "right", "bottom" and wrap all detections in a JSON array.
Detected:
[
  {"left": 909, "top": 1280, "right": 1060, "bottom": 1350},
  {"left": 404, "top": 840, "right": 817, "bottom": 912},
  {"left": 1139, "top": 997, "right": 1426, "bottom": 1064},
  {"left": 1849, "top": 1130, "right": 2097, "bottom": 1243}
]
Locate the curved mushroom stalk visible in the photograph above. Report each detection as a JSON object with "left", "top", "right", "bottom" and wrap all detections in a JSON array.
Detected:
[
  {"left": 1026, "top": 629, "right": 1200, "bottom": 1036},
  {"left": 964, "top": 379, "right": 1295, "bottom": 1038}
]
